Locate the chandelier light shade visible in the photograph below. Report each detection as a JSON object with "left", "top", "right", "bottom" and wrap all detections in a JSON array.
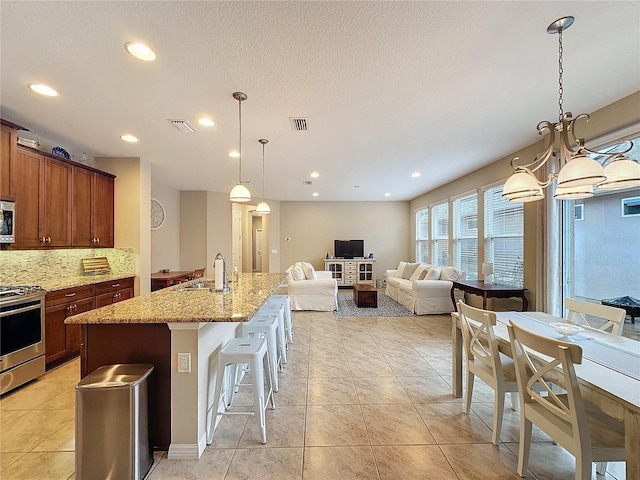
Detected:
[
  {"left": 503, "top": 16, "right": 639, "bottom": 203},
  {"left": 255, "top": 138, "right": 271, "bottom": 215},
  {"left": 229, "top": 92, "right": 251, "bottom": 203}
]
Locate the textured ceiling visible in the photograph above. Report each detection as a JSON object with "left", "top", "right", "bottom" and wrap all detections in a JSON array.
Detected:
[{"left": 1, "top": 1, "right": 639, "bottom": 201}]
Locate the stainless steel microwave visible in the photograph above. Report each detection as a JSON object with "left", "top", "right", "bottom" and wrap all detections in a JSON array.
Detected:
[{"left": 0, "top": 200, "right": 15, "bottom": 243}]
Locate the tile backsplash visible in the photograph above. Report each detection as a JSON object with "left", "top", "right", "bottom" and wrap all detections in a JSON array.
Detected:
[{"left": 0, "top": 248, "right": 136, "bottom": 285}]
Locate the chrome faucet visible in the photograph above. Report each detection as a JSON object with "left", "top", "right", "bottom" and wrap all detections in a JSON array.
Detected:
[{"left": 214, "top": 252, "right": 229, "bottom": 292}]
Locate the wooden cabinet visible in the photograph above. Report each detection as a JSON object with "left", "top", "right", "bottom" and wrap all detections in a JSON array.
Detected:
[
  {"left": 12, "top": 147, "right": 72, "bottom": 248},
  {"left": 95, "top": 277, "right": 134, "bottom": 307},
  {"left": 324, "top": 259, "right": 376, "bottom": 286},
  {"left": 44, "top": 276, "right": 134, "bottom": 368},
  {"left": 45, "top": 285, "right": 96, "bottom": 365},
  {"left": 1, "top": 125, "right": 18, "bottom": 200},
  {"left": 72, "top": 167, "right": 115, "bottom": 247}
]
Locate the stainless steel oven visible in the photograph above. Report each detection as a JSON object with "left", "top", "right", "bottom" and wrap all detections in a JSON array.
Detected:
[
  {"left": 0, "top": 286, "right": 46, "bottom": 395},
  {"left": 0, "top": 200, "right": 15, "bottom": 244}
]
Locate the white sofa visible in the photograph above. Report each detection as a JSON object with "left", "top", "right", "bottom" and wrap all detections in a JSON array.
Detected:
[
  {"left": 385, "top": 262, "right": 465, "bottom": 315},
  {"left": 285, "top": 262, "right": 338, "bottom": 311}
]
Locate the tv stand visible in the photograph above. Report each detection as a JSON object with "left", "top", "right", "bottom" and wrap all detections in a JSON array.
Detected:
[{"left": 324, "top": 258, "right": 376, "bottom": 287}]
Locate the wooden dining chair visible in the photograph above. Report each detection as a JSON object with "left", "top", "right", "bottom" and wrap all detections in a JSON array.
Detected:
[
  {"left": 457, "top": 300, "right": 519, "bottom": 445},
  {"left": 565, "top": 298, "right": 625, "bottom": 336},
  {"left": 507, "top": 321, "right": 625, "bottom": 480}
]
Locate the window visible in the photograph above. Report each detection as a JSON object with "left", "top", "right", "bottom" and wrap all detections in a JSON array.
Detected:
[
  {"left": 452, "top": 192, "right": 478, "bottom": 279},
  {"left": 484, "top": 184, "right": 523, "bottom": 287},
  {"left": 431, "top": 201, "right": 449, "bottom": 266},
  {"left": 416, "top": 208, "right": 429, "bottom": 263},
  {"left": 622, "top": 196, "right": 640, "bottom": 217},
  {"left": 574, "top": 204, "right": 584, "bottom": 221}
]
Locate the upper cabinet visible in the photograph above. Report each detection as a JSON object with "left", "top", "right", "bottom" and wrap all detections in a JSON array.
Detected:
[
  {"left": 72, "top": 167, "right": 114, "bottom": 247},
  {"left": 1, "top": 119, "right": 116, "bottom": 249}
]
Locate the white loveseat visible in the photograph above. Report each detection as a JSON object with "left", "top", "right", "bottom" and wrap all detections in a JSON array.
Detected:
[
  {"left": 285, "top": 261, "right": 338, "bottom": 311},
  {"left": 385, "top": 262, "right": 465, "bottom": 315}
]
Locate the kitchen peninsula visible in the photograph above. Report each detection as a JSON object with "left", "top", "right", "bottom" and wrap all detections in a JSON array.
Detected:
[{"left": 66, "top": 272, "right": 286, "bottom": 459}]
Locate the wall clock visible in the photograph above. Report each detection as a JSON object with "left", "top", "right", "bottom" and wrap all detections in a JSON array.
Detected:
[{"left": 151, "top": 197, "right": 166, "bottom": 230}]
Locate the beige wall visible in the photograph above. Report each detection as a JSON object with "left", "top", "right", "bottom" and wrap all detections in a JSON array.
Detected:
[
  {"left": 97, "top": 156, "right": 151, "bottom": 295},
  {"left": 280, "top": 201, "right": 410, "bottom": 280},
  {"left": 151, "top": 180, "right": 181, "bottom": 273},
  {"left": 180, "top": 191, "right": 208, "bottom": 272},
  {"left": 409, "top": 91, "right": 640, "bottom": 311}
]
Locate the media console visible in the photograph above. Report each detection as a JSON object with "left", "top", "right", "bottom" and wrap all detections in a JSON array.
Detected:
[{"left": 324, "top": 258, "right": 376, "bottom": 287}]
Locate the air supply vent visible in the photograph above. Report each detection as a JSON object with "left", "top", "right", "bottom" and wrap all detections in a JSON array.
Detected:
[
  {"left": 169, "top": 119, "right": 197, "bottom": 133},
  {"left": 303, "top": 180, "right": 313, "bottom": 186},
  {"left": 289, "top": 117, "right": 309, "bottom": 131}
]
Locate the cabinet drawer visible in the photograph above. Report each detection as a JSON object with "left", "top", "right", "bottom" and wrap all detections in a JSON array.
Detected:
[
  {"left": 96, "top": 287, "right": 133, "bottom": 308},
  {"left": 95, "top": 277, "right": 134, "bottom": 295},
  {"left": 46, "top": 285, "right": 95, "bottom": 307}
]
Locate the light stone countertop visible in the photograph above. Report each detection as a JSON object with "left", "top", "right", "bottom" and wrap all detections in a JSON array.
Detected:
[{"left": 65, "top": 273, "right": 287, "bottom": 324}]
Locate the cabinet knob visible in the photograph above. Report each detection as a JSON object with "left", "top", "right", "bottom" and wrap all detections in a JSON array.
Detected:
[
  {"left": 40, "top": 237, "right": 46, "bottom": 243},
  {"left": 96, "top": 238, "right": 100, "bottom": 243},
  {"left": 46, "top": 237, "right": 51, "bottom": 243}
]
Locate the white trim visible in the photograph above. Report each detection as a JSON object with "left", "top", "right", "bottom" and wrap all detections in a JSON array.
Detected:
[
  {"left": 167, "top": 322, "right": 207, "bottom": 331},
  {"left": 481, "top": 179, "right": 507, "bottom": 193},
  {"left": 588, "top": 122, "right": 640, "bottom": 150},
  {"left": 167, "top": 441, "right": 203, "bottom": 460},
  {"left": 451, "top": 188, "right": 479, "bottom": 202},
  {"left": 574, "top": 204, "right": 584, "bottom": 221},
  {"left": 621, "top": 195, "right": 640, "bottom": 217}
]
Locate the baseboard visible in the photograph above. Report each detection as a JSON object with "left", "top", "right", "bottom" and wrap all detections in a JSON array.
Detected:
[{"left": 167, "top": 440, "right": 205, "bottom": 460}]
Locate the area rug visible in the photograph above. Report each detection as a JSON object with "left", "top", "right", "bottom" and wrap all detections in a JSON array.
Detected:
[{"left": 334, "top": 291, "right": 415, "bottom": 317}]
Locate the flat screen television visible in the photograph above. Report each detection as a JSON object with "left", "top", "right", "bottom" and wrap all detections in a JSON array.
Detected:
[{"left": 334, "top": 239, "right": 364, "bottom": 259}]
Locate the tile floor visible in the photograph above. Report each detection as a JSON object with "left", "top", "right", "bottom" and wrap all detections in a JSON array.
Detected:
[{"left": 0, "top": 311, "right": 627, "bottom": 479}]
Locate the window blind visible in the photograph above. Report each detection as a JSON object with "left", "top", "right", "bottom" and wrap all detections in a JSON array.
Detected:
[
  {"left": 484, "top": 184, "right": 524, "bottom": 287},
  {"left": 453, "top": 193, "right": 478, "bottom": 279},
  {"left": 416, "top": 208, "right": 429, "bottom": 263},
  {"left": 431, "top": 201, "right": 449, "bottom": 266}
]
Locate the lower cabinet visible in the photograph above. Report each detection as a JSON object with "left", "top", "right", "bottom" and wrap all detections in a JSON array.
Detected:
[{"left": 44, "top": 276, "right": 134, "bottom": 368}]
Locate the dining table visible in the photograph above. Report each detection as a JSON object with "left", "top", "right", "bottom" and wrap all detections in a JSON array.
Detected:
[
  {"left": 451, "top": 310, "right": 640, "bottom": 478},
  {"left": 150, "top": 270, "right": 195, "bottom": 291}
]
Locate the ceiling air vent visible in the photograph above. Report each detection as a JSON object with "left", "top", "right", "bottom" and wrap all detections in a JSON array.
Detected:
[
  {"left": 303, "top": 180, "right": 313, "bottom": 186},
  {"left": 289, "top": 117, "right": 309, "bottom": 131},
  {"left": 169, "top": 119, "right": 197, "bottom": 133}
]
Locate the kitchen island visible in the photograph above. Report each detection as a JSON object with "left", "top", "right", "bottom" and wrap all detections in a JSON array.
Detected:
[{"left": 66, "top": 273, "right": 286, "bottom": 459}]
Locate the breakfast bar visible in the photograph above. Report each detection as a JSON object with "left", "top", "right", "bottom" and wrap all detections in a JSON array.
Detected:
[{"left": 66, "top": 272, "right": 286, "bottom": 459}]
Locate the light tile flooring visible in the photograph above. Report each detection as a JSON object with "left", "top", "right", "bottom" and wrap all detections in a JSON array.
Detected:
[{"left": 0, "top": 311, "right": 627, "bottom": 479}]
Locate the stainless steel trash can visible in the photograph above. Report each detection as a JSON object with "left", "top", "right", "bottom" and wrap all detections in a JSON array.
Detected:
[{"left": 76, "top": 364, "right": 154, "bottom": 480}]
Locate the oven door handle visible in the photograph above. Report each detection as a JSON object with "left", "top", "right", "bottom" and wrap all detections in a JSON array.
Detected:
[{"left": 0, "top": 303, "right": 42, "bottom": 317}]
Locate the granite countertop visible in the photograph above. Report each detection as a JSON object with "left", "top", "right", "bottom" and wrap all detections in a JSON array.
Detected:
[{"left": 65, "top": 273, "right": 287, "bottom": 325}]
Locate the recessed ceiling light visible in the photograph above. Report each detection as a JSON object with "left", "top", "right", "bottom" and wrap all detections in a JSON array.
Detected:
[
  {"left": 312, "top": 192, "right": 319, "bottom": 197},
  {"left": 121, "top": 134, "right": 139, "bottom": 143},
  {"left": 411, "top": 172, "right": 421, "bottom": 178},
  {"left": 229, "top": 151, "right": 240, "bottom": 158},
  {"left": 125, "top": 42, "right": 156, "bottom": 61},
  {"left": 28, "top": 83, "right": 58, "bottom": 96},
  {"left": 384, "top": 192, "right": 391, "bottom": 197},
  {"left": 310, "top": 171, "right": 320, "bottom": 178},
  {"left": 198, "top": 118, "right": 215, "bottom": 127}
]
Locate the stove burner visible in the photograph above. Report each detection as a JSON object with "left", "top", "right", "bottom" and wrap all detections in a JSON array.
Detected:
[{"left": 0, "top": 285, "right": 44, "bottom": 300}]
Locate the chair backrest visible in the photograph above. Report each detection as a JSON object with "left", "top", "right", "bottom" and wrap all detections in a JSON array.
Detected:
[
  {"left": 457, "top": 300, "right": 502, "bottom": 379},
  {"left": 565, "top": 298, "right": 625, "bottom": 336},
  {"left": 192, "top": 268, "right": 206, "bottom": 279},
  {"left": 507, "top": 320, "right": 588, "bottom": 450}
]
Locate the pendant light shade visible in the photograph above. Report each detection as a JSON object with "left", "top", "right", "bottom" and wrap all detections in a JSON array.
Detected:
[
  {"left": 556, "top": 155, "right": 606, "bottom": 189},
  {"left": 256, "top": 138, "right": 271, "bottom": 215},
  {"left": 229, "top": 92, "right": 251, "bottom": 203},
  {"left": 597, "top": 157, "right": 640, "bottom": 191},
  {"left": 502, "top": 170, "right": 545, "bottom": 202}
]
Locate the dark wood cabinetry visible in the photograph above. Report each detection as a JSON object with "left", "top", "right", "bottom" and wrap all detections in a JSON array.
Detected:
[
  {"left": 1, "top": 125, "right": 18, "bottom": 200},
  {"left": 44, "top": 276, "right": 134, "bottom": 368},
  {"left": 72, "top": 167, "right": 115, "bottom": 247}
]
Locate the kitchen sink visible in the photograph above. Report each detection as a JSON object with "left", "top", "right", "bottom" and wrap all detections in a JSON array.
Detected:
[{"left": 177, "top": 282, "right": 216, "bottom": 291}]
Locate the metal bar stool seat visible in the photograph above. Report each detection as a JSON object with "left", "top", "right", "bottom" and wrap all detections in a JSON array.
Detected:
[
  {"left": 243, "top": 315, "right": 281, "bottom": 392},
  {"left": 267, "top": 295, "right": 293, "bottom": 345},
  {"left": 256, "top": 304, "right": 287, "bottom": 366},
  {"left": 206, "top": 337, "right": 275, "bottom": 445}
]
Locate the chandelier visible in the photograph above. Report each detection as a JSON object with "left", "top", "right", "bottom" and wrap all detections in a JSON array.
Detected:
[
  {"left": 255, "top": 138, "right": 271, "bottom": 215},
  {"left": 229, "top": 91, "right": 252, "bottom": 202},
  {"left": 502, "top": 16, "right": 640, "bottom": 203}
]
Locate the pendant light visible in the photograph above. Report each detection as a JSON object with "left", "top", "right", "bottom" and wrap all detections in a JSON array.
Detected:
[
  {"left": 255, "top": 138, "right": 271, "bottom": 215},
  {"left": 229, "top": 92, "right": 251, "bottom": 202}
]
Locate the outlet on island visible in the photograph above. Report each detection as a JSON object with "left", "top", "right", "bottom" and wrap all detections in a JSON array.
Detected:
[{"left": 177, "top": 352, "right": 191, "bottom": 373}]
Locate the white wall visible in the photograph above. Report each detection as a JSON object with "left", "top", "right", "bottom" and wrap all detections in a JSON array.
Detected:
[{"left": 151, "top": 180, "right": 181, "bottom": 273}]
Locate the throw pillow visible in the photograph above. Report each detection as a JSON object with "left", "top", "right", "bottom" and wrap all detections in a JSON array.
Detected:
[
  {"left": 440, "top": 267, "right": 461, "bottom": 281},
  {"left": 394, "top": 261, "right": 407, "bottom": 278},
  {"left": 402, "top": 262, "right": 420, "bottom": 279},
  {"left": 424, "top": 267, "right": 442, "bottom": 280},
  {"left": 301, "top": 261, "right": 317, "bottom": 280},
  {"left": 410, "top": 264, "right": 429, "bottom": 281},
  {"left": 291, "top": 264, "right": 306, "bottom": 281}
]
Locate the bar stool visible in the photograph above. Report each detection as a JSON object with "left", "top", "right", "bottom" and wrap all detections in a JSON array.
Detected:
[
  {"left": 256, "top": 304, "right": 287, "bottom": 366},
  {"left": 206, "top": 337, "right": 275, "bottom": 445},
  {"left": 243, "top": 315, "right": 281, "bottom": 392},
  {"left": 267, "top": 295, "right": 293, "bottom": 344}
]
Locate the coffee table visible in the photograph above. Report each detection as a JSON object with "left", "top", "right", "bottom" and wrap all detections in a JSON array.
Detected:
[
  {"left": 353, "top": 284, "right": 377, "bottom": 308},
  {"left": 450, "top": 279, "right": 528, "bottom": 311}
]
